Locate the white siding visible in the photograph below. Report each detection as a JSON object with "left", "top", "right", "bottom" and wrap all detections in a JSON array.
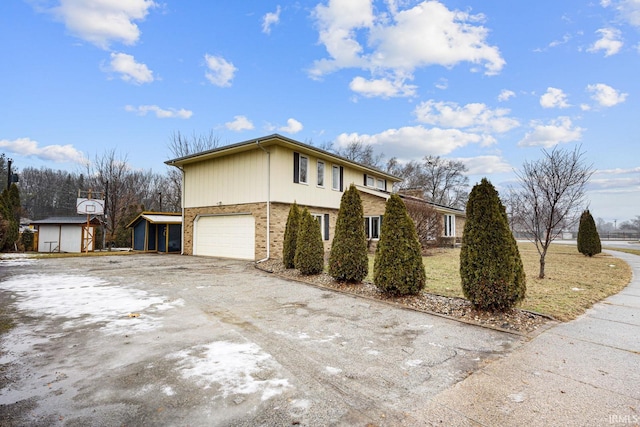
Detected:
[
  {"left": 183, "top": 149, "right": 268, "bottom": 208},
  {"left": 37, "top": 225, "right": 82, "bottom": 253}
]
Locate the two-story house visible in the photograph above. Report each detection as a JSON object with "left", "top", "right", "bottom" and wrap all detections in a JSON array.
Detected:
[{"left": 165, "top": 134, "right": 401, "bottom": 261}]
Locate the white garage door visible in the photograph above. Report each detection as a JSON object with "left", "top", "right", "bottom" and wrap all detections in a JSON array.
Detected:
[{"left": 194, "top": 215, "right": 255, "bottom": 260}]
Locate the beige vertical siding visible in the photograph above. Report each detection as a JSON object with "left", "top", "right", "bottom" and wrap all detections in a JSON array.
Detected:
[{"left": 183, "top": 149, "right": 268, "bottom": 208}]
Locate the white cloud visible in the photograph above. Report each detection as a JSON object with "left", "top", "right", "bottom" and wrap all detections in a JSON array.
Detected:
[
  {"left": 124, "top": 105, "right": 192, "bottom": 119},
  {"left": 310, "top": 0, "right": 504, "bottom": 96},
  {"left": 334, "top": 126, "right": 487, "bottom": 159},
  {"left": 586, "top": 83, "right": 628, "bottom": 107},
  {"left": 107, "top": 52, "right": 154, "bottom": 84},
  {"left": 458, "top": 155, "right": 513, "bottom": 175},
  {"left": 204, "top": 54, "right": 237, "bottom": 87},
  {"left": 349, "top": 76, "right": 417, "bottom": 98},
  {"left": 540, "top": 87, "right": 570, "bottom": 108},
  {"left": 262, "top": 6, "right": 281, "bottom": 34},
  {"left": 601, "top": 0, "right": 640, "bottom": 27},
  {"left": 498, "top": 89, "right": 515, "bottom": 102},
  {"left": 0, "top": 137, "right": 87, "bottom": 164},
  {"left": 414, "top": 100, "right": 519, "bottom": 133},
  {"left": 588, "top": 28, "right": 623, "bottom": 56},
  {"left": 49, "top": 0, "right": 156, "bottom": 49},
  {"left": 278, "top": 118, "right": 303, "bottom": 134},
  {"left": 518, "top": 117, "right": 584, "bottom": 148},
  {"left": 225, "top": 115, "right": 254, "bottom": 131}
]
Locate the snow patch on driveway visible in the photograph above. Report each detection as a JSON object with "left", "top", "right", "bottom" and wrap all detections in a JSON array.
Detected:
[
  {"left": 0, "top": 274, "right": 179, "bottom": 334},
  {"left": 168, "top": 341, "right": 291, "bottom": 401}
]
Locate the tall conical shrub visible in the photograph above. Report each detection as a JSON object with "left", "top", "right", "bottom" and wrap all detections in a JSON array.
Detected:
[
  {"left": 283, "top": 202, "right": 301, "bottom": 268},
  {"left": 460, "top": 178, "right": 526, "bottom": 311},
  {"left": 329, "top": 184, "right": 368, "bottom": 282},
  {"left": 294, "top": 208, "right": 325, "bottom": 275},
  {"left": 374, "top": 194, "right": 426, "bottom": 295},
  {"left": 577, "top": 209, "right": 601, "bottom": 257}
]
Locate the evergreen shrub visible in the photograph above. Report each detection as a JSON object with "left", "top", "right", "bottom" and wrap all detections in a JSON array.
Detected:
[
  {"left": 577, "top": 209, "right": 601, "bottom": 257},
  {"left": 294, "top": 208, "right": 325, "bottom": 275},
  {"left": 460, "top": 178, "right": 526, "bottom": 311},
  {"left": 374, "top": 194, "right": 426, "bottom": 295},
  {"left": 329, "top": 184, "right": 368, "bottom": 282},
  {"left": 282, "top": 202, "right": 301, "bottom": 268}
]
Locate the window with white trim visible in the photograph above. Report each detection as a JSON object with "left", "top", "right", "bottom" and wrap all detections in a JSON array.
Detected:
[
  {"left": 444, "top": 214, "right": 455, "bottom": 237},
  {"left": 317, "top": 161, "right": 325, "bottom": 187},
  {"left": 364, "top": 174, "right": 386, "bottom": 191},
  {"left": 299, "top": 155, "right": 308, "bottom": 184},
  {"left": 332, "top": 165, "right": 343, "bottom": 191},
  {"left": 312, "top": 213, "right": 330, "bottom": 241},
  {"left": 364, "top": 216, "right": 381, "bottom": 240}
]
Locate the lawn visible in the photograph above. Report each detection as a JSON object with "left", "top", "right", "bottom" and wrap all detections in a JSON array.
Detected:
[{"left": 367, "top": 242, "right": 633, "bottom": 322}]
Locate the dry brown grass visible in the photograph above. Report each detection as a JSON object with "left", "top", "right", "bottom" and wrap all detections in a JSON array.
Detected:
[{"left": 368, "top": 242, "right": 633, "bottom": 321}]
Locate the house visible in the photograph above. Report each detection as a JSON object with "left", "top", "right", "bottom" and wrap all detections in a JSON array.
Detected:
[
  {"left": 166, "top": 134, "right": 467, "bottom": 261},
  {"left": 165, "top": 134, "right": 402, "bottom": 260},
  {"left": 126, "top": 212, "right": 182, "bottom": 253},
  {"left": 31, "top": 216, "right": 101, "bottom": 253},
  {"left": 397, "top": 192, "right": 466, "bottom": 245}
]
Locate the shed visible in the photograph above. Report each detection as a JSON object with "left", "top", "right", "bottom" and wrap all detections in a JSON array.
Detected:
[
  {"left": 127, "top": 212, "right": 182, "bottom": 253},
  {"left": 31, "top": 216, "right": 102, "bottom": 253}
]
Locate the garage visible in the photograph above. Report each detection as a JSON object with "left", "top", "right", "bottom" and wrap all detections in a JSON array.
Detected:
[{"left": 194, "top": 214, "right": 255, "bottom": 260}]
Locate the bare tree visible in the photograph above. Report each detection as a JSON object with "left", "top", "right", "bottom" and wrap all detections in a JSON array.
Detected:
[
  {"left": 332, "top": 139, "right": 385, "bottom": 169},
  {"left": 511, "top": 146, "right": 594, "bottom": 279},
  {"left": 403, "top": 198, "right": 443, "bottom": 249},
  {"left": 86, "top": 150, "right": 133, "bottom": 247},
  {"left": 619, "top": 215, "right": 640, "bottom": 231},
  {"left": 389, "top": 155, "right": 469, "bottom": 209},
  {"left": 168, "top": 130, "right": 220, "bottom": 158}
]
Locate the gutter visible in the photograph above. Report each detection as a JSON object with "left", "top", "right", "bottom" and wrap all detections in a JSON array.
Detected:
[{"left": 256, "top": 140, "right": 271, "bottom": 263}]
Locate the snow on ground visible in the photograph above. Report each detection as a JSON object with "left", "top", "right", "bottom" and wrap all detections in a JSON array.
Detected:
[
  {"left": 0, "top": 273, "right": 181, "bottom": 334},
  {"left": 168, "top": 341, "right": 291, "bottom": 401},
  {"left": 0, "top": 253, "right": 36, "bottom": 267}
]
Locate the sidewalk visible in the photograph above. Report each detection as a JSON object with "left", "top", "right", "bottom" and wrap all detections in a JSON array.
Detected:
[{"left": 417, "top": 250, "right": 640, "bottom": 426}]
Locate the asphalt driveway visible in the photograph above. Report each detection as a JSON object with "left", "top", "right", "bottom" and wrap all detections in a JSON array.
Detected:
[{"left": 0, "top": 254, "right": 522, "bottom": 426}]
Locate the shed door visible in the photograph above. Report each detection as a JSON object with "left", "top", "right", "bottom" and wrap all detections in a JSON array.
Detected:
[{"left": 194, "top": 215, "right": 255, "bottom": 260}]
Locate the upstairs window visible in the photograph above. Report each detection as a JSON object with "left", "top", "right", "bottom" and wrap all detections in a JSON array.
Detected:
[
  {"left": 332, "top": 165, "right": 343, "bottom": 191},
  {"left": 364, "top": 174, "right": 386, "bottom": 191},
  {"left": 293, "top": 152, "right": 308, "bottom": 184},
  {"left": 317, "top": 161, "right": 325, "bottom": 187}
]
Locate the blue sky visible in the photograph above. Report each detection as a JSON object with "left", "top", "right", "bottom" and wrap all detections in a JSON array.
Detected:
[{"left": 1, "top": 0, "right": 639, "bottom": 223}]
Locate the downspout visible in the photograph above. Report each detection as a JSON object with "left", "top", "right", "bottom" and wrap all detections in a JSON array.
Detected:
[
  {"left": 180, "top": 166, "right": 185, "bottom": 255},
  {"left": 256, "top": 140, "right": 271, "bottom": 263}
]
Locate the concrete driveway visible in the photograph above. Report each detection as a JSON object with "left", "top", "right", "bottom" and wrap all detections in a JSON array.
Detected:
[{"left": 0, "top": 254, "right": 522, "bottom": 426}]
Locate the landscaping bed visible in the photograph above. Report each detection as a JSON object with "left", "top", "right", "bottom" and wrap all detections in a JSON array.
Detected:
[{"left": 257, "top": 259, "right": 551, "bottom": 336}]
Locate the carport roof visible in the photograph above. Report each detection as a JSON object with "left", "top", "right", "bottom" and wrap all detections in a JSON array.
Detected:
[{"left": 126, "top": 212, "right": 182, "bottom": 228}]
